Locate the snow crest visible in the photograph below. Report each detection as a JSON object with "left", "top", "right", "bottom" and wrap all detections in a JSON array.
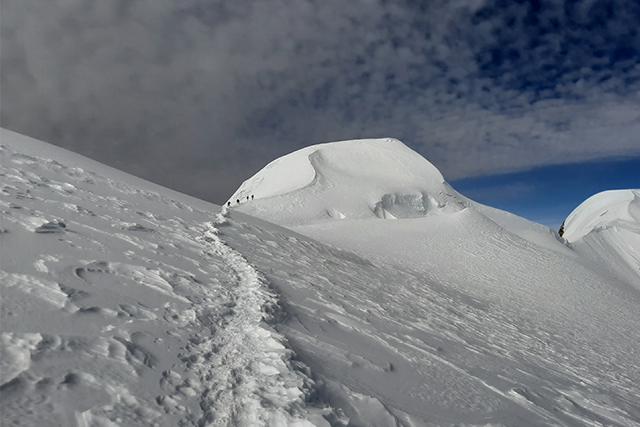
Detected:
[
  {"left": 563, "top": 189, "right": 640, "bottom": 286},
  {"left": 564, "top": 189, "right": 640, "bottom": 242},
  {"left": 228, "top": 138, "right": 464, "bottom": 226}
]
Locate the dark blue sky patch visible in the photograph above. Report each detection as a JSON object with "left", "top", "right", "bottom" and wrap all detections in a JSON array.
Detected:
[
  {"left": 468, "top": 0, "right": 640, "bottom": 103},
  {"left": 453, "top": 155, "right": 640, "bottom": 227}
]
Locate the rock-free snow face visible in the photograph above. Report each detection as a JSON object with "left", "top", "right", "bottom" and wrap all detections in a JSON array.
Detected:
[
  {"left": 229, "top": 138, "right": 466, "bottom": 225},
  {"left": 229, "top": 136, "right": 572, "bottom": 257},
  {"left": 228, "top": 136, "right": 640, "bottom": 426},
  {"left": 563, "top": 189, "right": 640, "bottom": 286},
  {"left": 563, "top": 189, "right": 640, "bottom": 242},
  {"left": 0, "top": 128, "right": 332, "bottom": 426}
]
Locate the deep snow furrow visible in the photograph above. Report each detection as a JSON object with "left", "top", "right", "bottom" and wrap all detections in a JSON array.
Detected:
[{"left": 189, "top": 208, "right": 324, "bottom": 426}]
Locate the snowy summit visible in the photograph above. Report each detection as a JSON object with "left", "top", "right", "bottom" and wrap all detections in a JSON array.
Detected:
[
  {"left": 563, "top": 189, "right": 640, "bottom": 242},
  {"left": 563, "top": 189, "right": 640, "bottom": 286},
  {"left": 228, "top": 138, "right": 465, "bottom": 225}
]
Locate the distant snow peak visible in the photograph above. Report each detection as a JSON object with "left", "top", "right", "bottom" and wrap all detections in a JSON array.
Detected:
[
  {"left": 564, "top": 189, "right": 640, "bottom": 242},
  {"left": 229, "top": 137, "right": 462, "bottom": 225},
  {"left": 563, "top": 189, "right": 640, "bottom": 286}
]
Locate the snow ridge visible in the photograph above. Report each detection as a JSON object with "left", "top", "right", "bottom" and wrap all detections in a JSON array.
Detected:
[
  {"left": 230, "top": 138, "right": 459, "bottom": 226},
  {"left": 563, "top": 189, "right": 640, "bottom": 286},
  {"left": 564, "top": 189, "right": 640, "bottom": 242},
  {"left": 190, "top": 207, "right": 327, "bottom": 426}
]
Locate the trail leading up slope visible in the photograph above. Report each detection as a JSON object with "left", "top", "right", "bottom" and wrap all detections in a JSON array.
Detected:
[
  {"left": 4, "top": 128, "right": 640, "bottom": 426},
  {"left": 0, "top": 128, "right": 331, "bottom": 426},
  {"left": 193, "top": 214, "right": 327, "bottom": 426},
  {"left": 230, "top": 137, "right": 640, "bottom": 425}
]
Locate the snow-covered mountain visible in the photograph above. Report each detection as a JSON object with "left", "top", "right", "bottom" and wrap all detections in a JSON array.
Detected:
[
  {"left": 228, "top": 138, "right": 466, "bottom": 224},
  {"left": 563, "top": 189, "right": 640, "bottom": 287},
  {"left": 2, "top": 129, "right": 640, "bottom": 426},
  {"left": 231, "top": 138, "right": 640, "bottom": 425}
]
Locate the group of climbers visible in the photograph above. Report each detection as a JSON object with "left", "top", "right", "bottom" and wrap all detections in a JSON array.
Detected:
[{"left": 227, "top": 194, "right": 254, "bottom": 207}]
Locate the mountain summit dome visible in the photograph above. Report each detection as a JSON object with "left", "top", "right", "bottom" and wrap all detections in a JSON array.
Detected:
[{"left": 229, "top": 138, "right": 465, "bottom": 225}]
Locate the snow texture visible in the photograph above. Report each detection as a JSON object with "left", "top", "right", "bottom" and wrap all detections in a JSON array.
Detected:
[
  {"left": 228, "top": 138, "right": 463, "bottom": 225},
  {"left": 231, "top": 138, "right": 640, "bottom": 425},
  {"left": 0, "top": 128, "right": 331, "bottom": 426},
  {"left": 2, "top": 128, "right": 640, "bottom": 426},
  {"left": 563, "top": 189, "right": 640, "bottom": 287}
]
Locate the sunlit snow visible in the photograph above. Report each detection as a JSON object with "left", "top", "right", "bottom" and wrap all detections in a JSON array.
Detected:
[{"left": 2, "top": 129, "right": 639, "bottom": 426}]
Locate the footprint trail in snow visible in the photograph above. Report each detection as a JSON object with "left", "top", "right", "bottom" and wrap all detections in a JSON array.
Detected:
[
  {"left": 186, "top": 212, "right": 328, "bottom": 426},
  {"left": 0, "top": 129, "right": 331, "bottom": 426},
  {"left": 4, "top": 128, "right": 640, "bottom": 426}
]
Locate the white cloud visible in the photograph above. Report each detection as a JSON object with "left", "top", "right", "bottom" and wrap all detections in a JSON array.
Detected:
[{"left": 1, "top": 0, "right": 639, "bottom": 201}]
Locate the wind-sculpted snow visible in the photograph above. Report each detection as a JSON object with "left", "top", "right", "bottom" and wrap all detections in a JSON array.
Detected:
[
  {"left": 563, "top": 189, "right": 640, "bottom": 288},
  {"left": 0, "top": 129, "right": 332, "bottom": 426},
  {"left": 3, "top": 128, "right": 640, "bottom": 426},
  {"left": 222, "top": 211, "right": 640, "bottom": 426},
  {"left": 227, "top": 136, "right": 640, "bottom": 425},
  {"left": 563, "top": 190, "right": 640, "bottom": 242},
  {"left": 230, "top": 138, "right": 464, "bottom": 225}
]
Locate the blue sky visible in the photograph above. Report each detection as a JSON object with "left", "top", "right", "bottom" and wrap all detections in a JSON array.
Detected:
[
  {"left": 2, "top": 0, "right": 639, "bottom": 208},
  {"left": 453, "top": 156, "right": 640, "bottom": 227}
]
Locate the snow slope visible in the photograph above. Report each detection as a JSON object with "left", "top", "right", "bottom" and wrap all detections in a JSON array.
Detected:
[
  {"left": 231, "top": 137, "right": 640, "bottom": 425},
  {"left": 563, "top": 189, "right": 640, "bottom": 287},
  {"left": 3, "top": 129, "right": 640, "bottom": 426},
  {"left": 230, "top": 138, "right": 568, "bottom": 254},
  {"left": 0, "top": 129, "right": 331, "bottom": 426}
]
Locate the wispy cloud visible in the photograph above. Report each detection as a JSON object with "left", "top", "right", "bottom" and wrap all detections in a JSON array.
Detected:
[{"left": 2, "top": 0, "right": 639, "bottom": 201}]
